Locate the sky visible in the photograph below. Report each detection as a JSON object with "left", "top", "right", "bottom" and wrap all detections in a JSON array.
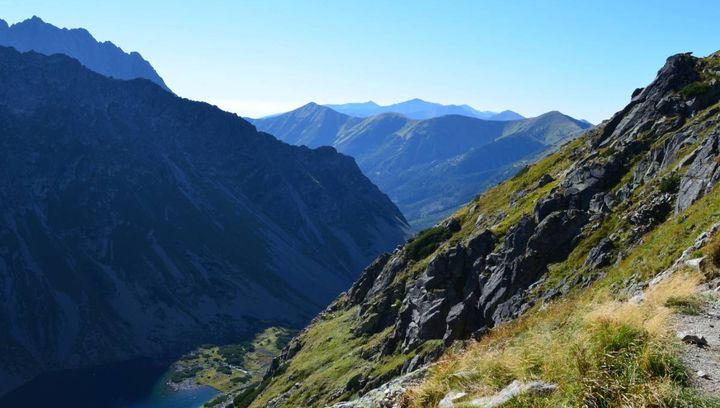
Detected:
[{"left": 1, "top": 1, "right": 719, "bottom": 123}]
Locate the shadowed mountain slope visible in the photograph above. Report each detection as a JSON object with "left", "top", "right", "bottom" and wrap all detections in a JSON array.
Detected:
[{"left": 0, "top": 46, "right": 408, "bottom": 396}]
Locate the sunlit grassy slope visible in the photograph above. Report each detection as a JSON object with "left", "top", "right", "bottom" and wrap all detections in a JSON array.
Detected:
[{"left": 245, "top": 71, "right": 720, "bottom": 406}]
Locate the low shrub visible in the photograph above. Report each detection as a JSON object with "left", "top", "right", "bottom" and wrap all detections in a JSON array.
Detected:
[
  {"left": 406, "top": 226, "right": 453, "bottom": 261},
  {"left": 679, "top": 81, "right": 711, "bottom": 99},
  {"left": 659, "top": 173, "right": 681, "bottom": 194}
]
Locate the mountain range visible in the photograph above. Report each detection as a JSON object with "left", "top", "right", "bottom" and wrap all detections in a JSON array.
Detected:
[
  {"left": 233, "top": 50, "right": 720, "bottom": 408},
  {"left": 325, "top": 99, "right": 524, "bottom": 121},
  {"left": 253, "top": 104, "right": 591, "bottom": 227},
  {"left": 0, "top": 16, "right": 170, "bottom": 91},
  {"left": 0, "top": 46, "right": 408, "bottom": 396}
]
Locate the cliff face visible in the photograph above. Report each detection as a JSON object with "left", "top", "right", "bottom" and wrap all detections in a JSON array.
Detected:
[
  {"left": 0, "top": 46, "right": 408, "bottom": 395},
  {"left": 243, "top": 51, "right": 720, "bottom": 407}
]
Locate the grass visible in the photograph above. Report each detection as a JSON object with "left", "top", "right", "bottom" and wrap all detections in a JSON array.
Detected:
[
  {"left": 247, "top": 305, "right": 441, "bottom": 408},
  {"left": 680, "top": 81, "right": 712, "bottom": 99},
  {"left": 248, "top": 307, "right": 385, "bottom": 407},
  {"left": 406, "top": 271, "right": 715, "bottom": 407},
  {"left": 406, "top": 225, "right": 454, "bottom": 261},
  {"left": 665, "top": 295, "right": 704, "bottom": 315},
  {"left": 169, "top": 326, "right": 294, "bottom": 393}
]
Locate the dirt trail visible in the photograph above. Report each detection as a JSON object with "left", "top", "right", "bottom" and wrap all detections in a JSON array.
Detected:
[{"left": 676, "top": 280, "right": 720, "bottom": 395}]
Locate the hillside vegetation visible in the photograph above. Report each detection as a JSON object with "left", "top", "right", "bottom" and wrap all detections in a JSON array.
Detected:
[{"left": 224, "top": 51, "right": 720, "bottom": 407}]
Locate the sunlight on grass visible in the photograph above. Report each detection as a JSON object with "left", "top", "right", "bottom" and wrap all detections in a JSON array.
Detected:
[{"left": 406, "top": 271, "right": 714, "bottom": 407}]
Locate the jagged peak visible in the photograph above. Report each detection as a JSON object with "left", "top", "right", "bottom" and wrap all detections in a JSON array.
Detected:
[
  {"left": 25, "top": 15, "right": 46, "bottom": 24},
  {"left": 0, "top": 16, "right": 171, "bottom": 91}
]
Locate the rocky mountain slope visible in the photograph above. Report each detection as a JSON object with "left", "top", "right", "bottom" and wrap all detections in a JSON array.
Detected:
[
  {"left": 234, "top": 51, "right": 720, "bottom": 407},
  {"left": 325, "top": 99, "right": 524, "bottom": 121},
  {"left": 0, "top": 16, "right": 170, "bottom": 91},
  {"left": 0, "top": 46, "right": 408, "bottom": 396},
  {"left": 254, "top": 105, "right": 590, "bottom": 228}
]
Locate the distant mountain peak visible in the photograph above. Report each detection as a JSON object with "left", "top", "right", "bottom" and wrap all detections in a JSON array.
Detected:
[
  {"left": 26, "top": 15, "right": 45, "bottom": 24},
  {"left": 0, "top": 16, "right": 170, "bottom": 91},
  {"left": 322, "top": 99, "right": 525, "bottom": 121},
  {"left": 256, "top": 105, "right": 589, "bottom": 227}
]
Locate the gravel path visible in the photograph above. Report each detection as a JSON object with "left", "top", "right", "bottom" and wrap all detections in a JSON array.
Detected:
[{"left": 676, "top": 281, "right": 720, "bottom": 396}]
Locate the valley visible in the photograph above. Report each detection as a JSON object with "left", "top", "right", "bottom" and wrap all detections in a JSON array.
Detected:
[
  {"left": 0, "top": 5, "right": 718, "bottom": 408},
  {"left": 254, "top": 105, "right": 590, "bottom": 228}
]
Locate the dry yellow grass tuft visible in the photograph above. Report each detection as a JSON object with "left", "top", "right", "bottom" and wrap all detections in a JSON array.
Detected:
[{"left": 405, "top": 271, "right": 714, "bottom": 407}]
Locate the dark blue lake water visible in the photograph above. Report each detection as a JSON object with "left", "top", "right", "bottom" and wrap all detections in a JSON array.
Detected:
[{"left": 0, "top": 359, "right": 219, "bottom": 408}]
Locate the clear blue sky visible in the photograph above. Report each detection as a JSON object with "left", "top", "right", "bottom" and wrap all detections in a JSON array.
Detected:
[{"left": 1, "top": 0, "right": 719, "bottom": 123}]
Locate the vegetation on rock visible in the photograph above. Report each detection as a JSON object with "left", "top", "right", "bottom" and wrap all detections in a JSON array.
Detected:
[{"left": 231, "top": 51, "right": 720, "bottom": 408}]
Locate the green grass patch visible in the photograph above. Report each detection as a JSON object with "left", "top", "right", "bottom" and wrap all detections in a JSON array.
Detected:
[
  {"left": 680, "top": 81, "right": 711, "bottom": 99},
  {"left": 406, "top": 225, "right": 454, "bottom": 261},
  {"left": 168, "top": 326, "right": 294, "bottom": 394},
  {"left": 665, "top": 295, "right": 705, "bottom": 315}
]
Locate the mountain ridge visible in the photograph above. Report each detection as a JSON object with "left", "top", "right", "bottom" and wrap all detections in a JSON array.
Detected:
[
  {"left": 254, "top": 104, "right": 590, "bottom": 228},
  {"left": 325, "top": 98, "right": 524, "bottom": 121},
  {"left": 0, "top": 45, "right": 408, "bottom": 397},
  {"left": 0, "top": 16, "right": 170, "bottom": 91}
]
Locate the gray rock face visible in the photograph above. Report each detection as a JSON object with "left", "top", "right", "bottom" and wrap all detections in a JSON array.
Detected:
[
  {"left": 629, "top": 193, "right": 674, "bottom": 235},
  {"left": 594, "top": 53, "right": 699, "bottom": 148},
  {"left": 677, "top": 128, "right": 720, "bottom": 212},
  {"left": 584, "top": 238, "right": 615, "bottom": 269},
  {"left": 391, "top": 235, "right": 493, "bottom": 351}
]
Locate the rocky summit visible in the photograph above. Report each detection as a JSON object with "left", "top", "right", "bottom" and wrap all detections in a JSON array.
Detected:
[
  {"left": 233, "top": 51, "right": 720, "bottom": 407},
  {"left": 0, "top": 46, "right": 408, "bottom": 396}
]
